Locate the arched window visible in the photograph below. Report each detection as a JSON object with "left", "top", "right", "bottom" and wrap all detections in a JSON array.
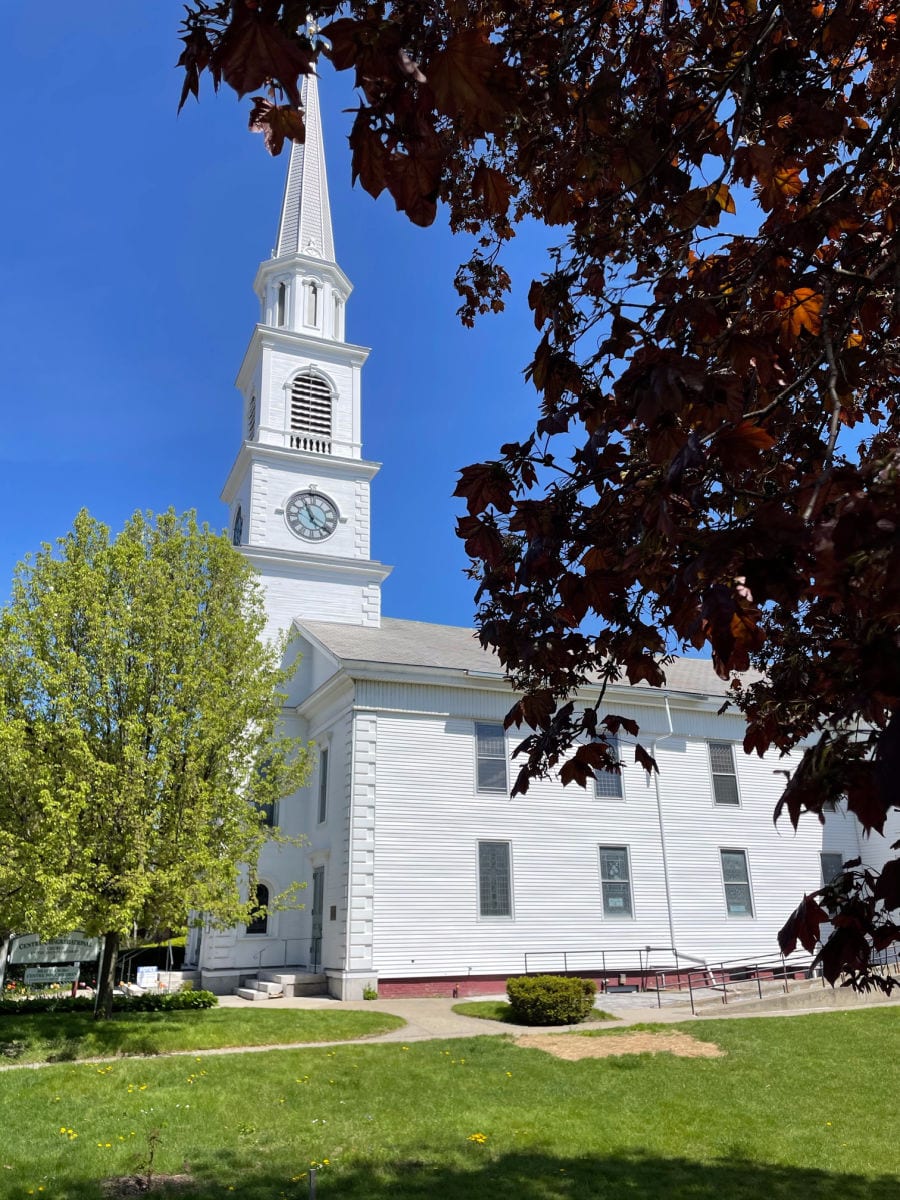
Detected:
[
  {"left": 289, "top": 371, "right": 332, "bottom": 453},
  {"left": 276, "top": 282, "right": 287, "bottom": 327},
  {"left": 232, "top": 506, "right": 243, "bottom": 547},
  {"left": 332, "top": 294, "right": 343, "bottom": 339},
  {"left": 247, "top": 395, "right": 256, "bottom": 442},
  {"left": 305, "top": 281, "right": 319, "bottom": 326},
  {"left": 246, "top": 884, "right": 269, "bottom": 936}
]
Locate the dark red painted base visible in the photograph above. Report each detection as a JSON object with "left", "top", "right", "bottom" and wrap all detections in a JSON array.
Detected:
[{"left": 376, "top": 965, "right": 809, "bottom": 999}]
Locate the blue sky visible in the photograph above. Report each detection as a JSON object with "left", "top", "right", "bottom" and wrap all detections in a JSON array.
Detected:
[{"left": 1, "top": 3, "right": 549, "bottom": 627}]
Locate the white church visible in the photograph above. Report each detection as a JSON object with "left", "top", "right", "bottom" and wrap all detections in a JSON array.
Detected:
[{"left": 185, "top": 74, "right": 893, "bottom": 1001}]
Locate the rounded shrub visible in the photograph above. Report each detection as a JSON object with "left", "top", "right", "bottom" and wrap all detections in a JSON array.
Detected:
[{"left": 506, "top": 974, "right": 597, "bottom": 1025}]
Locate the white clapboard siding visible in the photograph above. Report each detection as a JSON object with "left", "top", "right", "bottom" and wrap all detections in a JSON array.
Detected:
[{"left": 367, "top": 704, "right": 824, "bottom": 978}]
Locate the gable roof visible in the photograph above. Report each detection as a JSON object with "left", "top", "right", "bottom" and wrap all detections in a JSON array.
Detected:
[{"left": 297, "top": 616, "right": 746, "bottom": 698}]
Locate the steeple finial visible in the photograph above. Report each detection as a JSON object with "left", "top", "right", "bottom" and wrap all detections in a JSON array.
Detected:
[{"left": 275, "top": 71, "right": 335, "bottom": 263}]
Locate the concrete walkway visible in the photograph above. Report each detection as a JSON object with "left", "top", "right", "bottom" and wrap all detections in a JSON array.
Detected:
[
  {"left": 3, "top": 988, "right": 897, "bottom": 1074},
  {"left": 216, "top": 986, "right": 900, "bottom": 1039}
]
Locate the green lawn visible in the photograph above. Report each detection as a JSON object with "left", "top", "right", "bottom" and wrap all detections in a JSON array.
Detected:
[
  {"left": 1, "top": 1008, "right": 898, "bottom": 1199},
  {"left": 452, "top": 1000, "right": 617, "bottom": 1024},
  {"left": 0, "top": 1007, "right": 405, "bottom": 1065}
]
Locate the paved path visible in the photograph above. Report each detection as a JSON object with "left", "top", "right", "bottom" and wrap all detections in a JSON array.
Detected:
[{"left": 3, "top": 990, "right": 898, "bottom": 1073}]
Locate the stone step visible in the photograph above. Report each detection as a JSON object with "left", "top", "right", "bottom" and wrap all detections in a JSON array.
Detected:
[
  {"left": 257, "top": 970, "right": 327, "bottom": 998},
  {"left": 241, "top": 978, "right": 284, "bottom": 997},
  {"left": 233, "top": 987, "right": 272, "bottom": 1001}
]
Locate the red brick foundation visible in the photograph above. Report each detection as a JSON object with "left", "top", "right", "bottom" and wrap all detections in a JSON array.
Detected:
[{"left": 377, "top": 971, "right": 693, "bottom": 998}]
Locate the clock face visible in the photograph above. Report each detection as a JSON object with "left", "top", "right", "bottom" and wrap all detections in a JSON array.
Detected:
[{"left": 285, "top": 490, "right": 339, "bottom": 542}]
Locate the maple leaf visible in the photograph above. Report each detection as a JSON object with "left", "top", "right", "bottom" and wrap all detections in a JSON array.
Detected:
[
  {"left": 386, "top": 148, "right": 443, "bottom": 227},
  {"left": 873, "top": 859, "right": 900, "bottom": 911},
  {"left": 348, "top": 110, "right": 387, "bottom": 199},
  {"left": 757, "top": 163, "right": 804, "bottom": 210},
  {"left": 472, "top": 163, "right": 513, "bottom": 217},
  {"left": 634, "top": 744, "right": 658, "bottom": 774},
  {"left": 773, "top": 288, "right": 824, "bottom": 341},
  {"left": 212, "top": 17, "right": 312, "bottom": 105},
  {"left": 456, "top": 515, "right": 505, "bottom": 567},
  {"left": 426, "top": 30, "right": 509, "bottom": 131},
  {"left": 454, "top": 463, "right": 515, "bottom": 516},
  {"left": 778, "top": 894, "right": 829, "bottom": 956},
  {"left": 711, "top": 421, "right": 777, "bottom": 469},
  {"left": 248, "top": 98, "right": 305, "bottom": 155}
]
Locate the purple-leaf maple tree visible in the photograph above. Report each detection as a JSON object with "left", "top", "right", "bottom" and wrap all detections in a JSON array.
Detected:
[{"left": 177, "top": 0, "right": 900, "bottom": 990}]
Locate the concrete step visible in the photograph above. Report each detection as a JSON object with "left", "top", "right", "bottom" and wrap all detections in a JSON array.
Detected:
[
  {"left": 243, "top": 978, "right": 284, "bottom": 996},
  {"left": 233, "top": 987, "right": 272, "bottom": 1001},
  {"left": 258, "top": 970, "right": 326, "bottom": 998}
]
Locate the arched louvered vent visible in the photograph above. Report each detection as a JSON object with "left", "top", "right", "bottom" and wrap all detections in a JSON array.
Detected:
[
  {"left": 289, "top": 372, "right": 332, "bottom": 453},
  {"left": 247, "top": 395, "right": 256, "bottom": 442},
  {"left": 232, "top": 506, "right": 243, "bottom": 547}
]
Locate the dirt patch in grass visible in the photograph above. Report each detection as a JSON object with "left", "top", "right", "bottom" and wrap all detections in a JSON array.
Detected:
[
  {"left": 101, "top": 1174, "right": 195, "bottom": 1196},
  {"left": 517, "top": 1031, "right": 725, "bottom": 1060}
]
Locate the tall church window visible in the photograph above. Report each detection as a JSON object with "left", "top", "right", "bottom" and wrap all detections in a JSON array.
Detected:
[
  {"left": 317, "top": 746, "right": 329, "bottom": 824},
  {"left": 246, "top": 884, "right": 269, "bottom": 935},
  {"left": 276, "top": 282, "right": 287, "bottom": 326},
  {"left": 232, "top": 506, "right": 243, "bottom": 547},
  {"left": 289, "top": 371, "right": 332, "bottom": 453},
  {"left": 478, "top": 841, "right": 512, "bottom": 918},
  {"left": 305, "top": 281, "right": 319, "bottom": 326},
  {"left": 333, "top": 294, "right": 343, "bottom": 339}
]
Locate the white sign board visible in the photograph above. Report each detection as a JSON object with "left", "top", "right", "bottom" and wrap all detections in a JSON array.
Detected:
[
  {"left": 136, "top": 966, "right": 159, "bottom": 989},
  {"left": 24, "top": 966, "right": 79, "bottom": 985},
  {"left": 10, "top": 933, "right": 102, "bottom": 964}
]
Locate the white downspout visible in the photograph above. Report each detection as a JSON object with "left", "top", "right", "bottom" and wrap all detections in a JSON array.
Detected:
[{"left": 651, "top": 697, "right": 678, "bottom": 952}]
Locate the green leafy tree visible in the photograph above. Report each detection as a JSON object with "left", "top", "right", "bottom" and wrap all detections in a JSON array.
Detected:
[{"left": 0, "top": 509, "right": 310, "bottom": 1016}]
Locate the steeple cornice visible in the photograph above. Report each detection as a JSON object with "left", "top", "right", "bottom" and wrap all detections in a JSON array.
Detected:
[{"left": 236, "top": 324, "right": 370, "bottom": 393}]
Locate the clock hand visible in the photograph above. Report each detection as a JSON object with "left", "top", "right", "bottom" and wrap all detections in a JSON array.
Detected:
[{"left": 300, "top": 502, "right": 322, "bottom": 529}]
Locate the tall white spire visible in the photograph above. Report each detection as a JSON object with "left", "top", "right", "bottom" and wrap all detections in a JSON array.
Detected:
[{"left": 275, "top": 72, "right": 335, "bottom": 263}]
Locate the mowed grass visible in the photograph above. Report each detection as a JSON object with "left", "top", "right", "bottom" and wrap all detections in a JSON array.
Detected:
[
  {"left": 452, "top": 1000, "right": 617, "bottom": 1024},
  {"left": 0, "top": 1007, "right": 405, "bottom": 1065},
  {"left": 1, "top": 1008, "right": 898, "bottom": 1200}
]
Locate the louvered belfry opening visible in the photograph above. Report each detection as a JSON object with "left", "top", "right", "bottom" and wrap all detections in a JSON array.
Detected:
[
  {"left": 247, "top": 395, "right": 256, "bottom": 442},
  {"left": 290, "top": 371, "right": 332, "bottom": 453}
]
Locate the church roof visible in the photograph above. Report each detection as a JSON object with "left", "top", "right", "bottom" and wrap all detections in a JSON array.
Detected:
[
  {"left": 297, "top": 616, "right": 746, "bottom": 697},
  {"left": 274, "top": 72, "right": 335, "bottom": 262}
]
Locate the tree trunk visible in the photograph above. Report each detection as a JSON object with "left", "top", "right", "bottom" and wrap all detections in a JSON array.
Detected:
[
  {"left": 94, "top": 930, "right": 120, "bottom": 1020},
  {"left": 0, "top": 932, "right": 10, "bottom": 994}
]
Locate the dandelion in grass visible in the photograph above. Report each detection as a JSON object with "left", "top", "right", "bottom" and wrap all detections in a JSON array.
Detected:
[{"left": 467, "top": 1133, "right": 488, "bottom": 1145}]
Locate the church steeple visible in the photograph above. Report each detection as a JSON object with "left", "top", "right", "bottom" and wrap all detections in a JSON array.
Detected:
[
  {"left": 221, "top": 67, "right": 391, "bottom": 637},
  {"left": 275, "top": 73, "right": 335, "bottom": 263}
]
